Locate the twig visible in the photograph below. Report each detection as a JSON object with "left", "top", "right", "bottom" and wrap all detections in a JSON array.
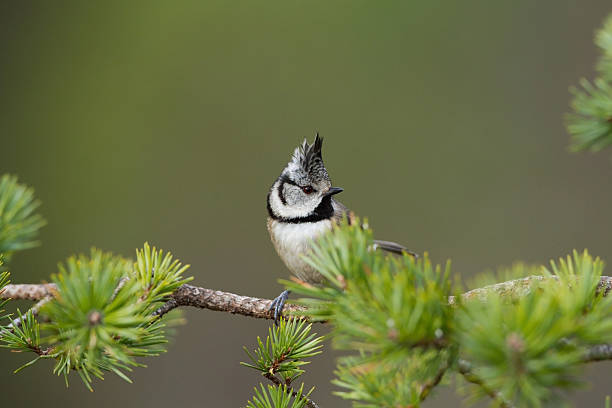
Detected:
[
  {"left": 152, "top": 284, "right": 308, "bottom": 320},
  {"left": 111, "top": 277, "right": 129, "bottom": 300},
  {"left": 2, "top": 283, "right": 307, "bottom": 320},
  {"left": 583, "top": 343, "right": 612, "bottom": 362},
  {"left": 419, "top": 362, "right": 448, "bottom": 401},
  {"left": 152, "top": 298, "right": 178, "bottom": 317},
  {"left": 29, "top": 344, "right": 55, "bottom": 356},
  {"left": 457, "top": 359, "right": 514, "bottom": 408},
  {"left": 1, "top": 283, "right": 57, "bottom": 300}
]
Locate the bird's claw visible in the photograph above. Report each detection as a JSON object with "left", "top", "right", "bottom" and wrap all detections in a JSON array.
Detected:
[{"left": 269, "top": 290, "right": 290, "bottom": 325}]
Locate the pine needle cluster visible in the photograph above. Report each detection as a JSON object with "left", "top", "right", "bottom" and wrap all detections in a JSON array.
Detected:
[
  {"left": 567, "top": 16, "right": 612, "bottom": 152},
  {"left": 247, "top": 383, "right": 314, "bottom": 408},
  {"left": 267, "top": 220, "right": 612, "bottom": 407},
  {"left": 243, "top": 319, "right": 323, "bottom": 407},
  {"left": 456, "top": 252, "right": 612, "bottom": 407},
  {"left": 1, "top": 244, "right": 192, "bottom": 390},
  {"left": 0, "top": 174, "right": 46, "bottom": 260},
  {"left": 0, "top": 267, "right": 9, "bottom": 320},
  {"left": 0, "top": 173, "right": 193, "bottom": 390}
]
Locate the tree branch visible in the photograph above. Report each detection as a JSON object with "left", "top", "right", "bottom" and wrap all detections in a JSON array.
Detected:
[
  {"left": 4, "top": 275, "right": 612, "bottom": 320},
  {"left": 1, "top": 282, "right": 307, "bottom": 321},
  {"left": 448, "top": 275, "right": 612, "bottom": 304},
  {"left": 3, "top": 275, "right": 612, "bottom": 403},
  {"left": 583, "top": 343, "right": 612, "bottom": 362},
  {"left": 159, "top": 284, "right": 307, "bottom": 319},
  {"left": 1, "top": 283, "right": 57, "bottom": 300}
]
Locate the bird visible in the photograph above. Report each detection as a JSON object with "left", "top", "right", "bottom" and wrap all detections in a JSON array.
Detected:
[{"left": 266, "top": 133, "right": 418, "bottom": 323}]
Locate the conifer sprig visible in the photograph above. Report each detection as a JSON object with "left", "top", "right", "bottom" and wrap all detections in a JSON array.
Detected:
[
  {"left": 41, "top": 249, "right": 151, "bottom": 389},
  {"left": 247, "top": 383, "right": 313, "bottom": 408},
  {"left": 0, "top": 174, "right": 46, "bottom": 256},
  {"left": 455, "top": 251, "right": 612, "bottom": 407},
  {"left": 0, "top": 268, "right": 9, "bottom": 317},
  {"left": 243, "top": 319, "right": 322, "bottom": 408},
  {"left": 567, "top": 16, "right": 612, "bottom": 152},
  {"left": 242, "top": 318, "right": 324, "bottom": 384},
  {"left": 0, "top": 244, "right": 192, "bottom": 391},
  {"left": 285, "top": 219, "right": 456, "bottom": 407},
  {"left": 134, "top": 242, "right": 193, "bottom": 308},
  {"left": 0, "top": 309, "right": 51, "bottom": 372},
  {"left": 333, "top": 351, "right": 451, "bottom": 408},
  {"left": 280, "top": 220, "right": 612, "bottom": 407}
]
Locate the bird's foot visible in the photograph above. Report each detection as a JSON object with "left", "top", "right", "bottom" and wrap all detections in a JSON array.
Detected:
[{"left": 269, "top": 290, "right": 291, "bottom": 325}]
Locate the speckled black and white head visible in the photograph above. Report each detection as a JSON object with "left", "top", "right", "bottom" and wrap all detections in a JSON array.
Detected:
[{"left": 267, "top": 134, "right": 343, "bottom": 223}]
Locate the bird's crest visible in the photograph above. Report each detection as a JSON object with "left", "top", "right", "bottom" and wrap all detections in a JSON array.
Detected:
[{"left": 288, "top": 133, "right": 328, "bottom": 181}]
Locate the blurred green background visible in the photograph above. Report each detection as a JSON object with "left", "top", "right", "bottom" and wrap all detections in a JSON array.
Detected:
[{"left": 2, "top": 1, "right": 612, "bottom": 406}]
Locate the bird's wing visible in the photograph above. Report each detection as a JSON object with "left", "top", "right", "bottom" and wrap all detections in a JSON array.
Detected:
[{"left": 331, "top": 199, "right": 356, "bottom": 225}]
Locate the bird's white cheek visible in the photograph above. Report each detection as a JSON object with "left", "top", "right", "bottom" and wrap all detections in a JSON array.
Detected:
[{"left": 269, "top": 188, "right": 317, "bottom": 219}]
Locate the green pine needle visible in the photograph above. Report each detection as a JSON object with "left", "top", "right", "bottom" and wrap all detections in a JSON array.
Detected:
[
  {"left": 0, "top": 309, "right": 45, "bottom": 355},
  {"left": 567, "top": 78, "right": 612, "bottom": 152},
  {"left": 133, "top": 242, "right": 193, "bottom": 308},
  {"left": 456, "top": 250, "right": 612, "bottom": 407},
  {"left": 42, "top": 249, "right": 148, "bottom": 388},
  {"left": 242, "top": 318, "right": 324, "bottom": 383},
  {"left": 0, "top": 174, "right": 46, "bottom": 254},
  {"left": 567, "top": 16, "right": 612, "bottom": 152},
  {"left": 0, "top": 268, "right": 9, "bottom": 318},
  {"left": 333, "top": 355, "right": 435, "bottom": 408},
  {"left": 282, "top": 219, "right": 455, "bottom": 407},
  {"left": 247, "top": 383, "right": 313, "bottom": 408},
  {"left": 27, "top": 244, "right": 193, "bottom": 390}
]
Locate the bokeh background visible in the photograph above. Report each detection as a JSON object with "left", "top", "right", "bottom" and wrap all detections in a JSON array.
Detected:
[{"left": 1, "top": 1, "right": 612, "bottom": 406}]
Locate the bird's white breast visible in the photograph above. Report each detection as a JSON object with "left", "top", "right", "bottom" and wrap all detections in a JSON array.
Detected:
[{"left": 268, "top": 219, "right": 333, "bottom": 283}]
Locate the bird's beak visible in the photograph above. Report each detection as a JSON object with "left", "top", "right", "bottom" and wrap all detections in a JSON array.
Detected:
[{"left": 324, "top": 187, "right": 344, "bottom": 197}]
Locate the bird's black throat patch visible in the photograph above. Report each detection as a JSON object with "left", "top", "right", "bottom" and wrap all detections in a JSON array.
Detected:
[{"left": 267, "top": 194, "right": 335, "bottom": 224}]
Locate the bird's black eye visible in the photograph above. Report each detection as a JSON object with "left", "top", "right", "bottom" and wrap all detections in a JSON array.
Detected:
[{"left": 301, "top": 186, "right": 314, "bottom": 194}]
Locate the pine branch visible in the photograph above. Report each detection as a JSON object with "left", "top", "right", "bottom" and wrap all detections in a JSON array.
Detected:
[
  {"left": 0, "top": 282, "right": 306, "bottom": 319},
  {"left": 0, "top": 283, "right": 56, "bottom": 300},
  {"left": 155, "top": 284, "right": 308, "bottom": 319},
  {"left": 583, "top": 344, "right": 612, "bottom": 362},
  {"left": 5, "top": 275, "right": 612, "bottom": 365},
  {"left": 4, "top": 275, "right": 612, "bottom": 321},
  {"left": 449, "top": 275, "right": 612, "bottom": 304}
]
